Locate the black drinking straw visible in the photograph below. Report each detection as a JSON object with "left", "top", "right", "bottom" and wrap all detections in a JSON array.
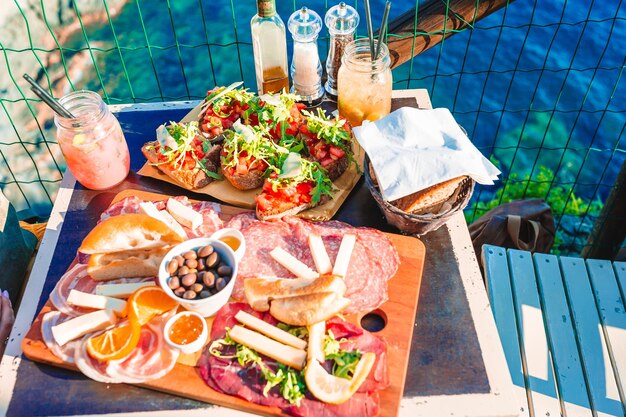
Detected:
[
  {"left": 364, "top": 0, "right": 375, "bottom": 59},
  {"left": 375, "top": 1, "right": 391, "bottom": 60},
  {"left": 23, "top": 74, "right": 75, "bottom": 118}
]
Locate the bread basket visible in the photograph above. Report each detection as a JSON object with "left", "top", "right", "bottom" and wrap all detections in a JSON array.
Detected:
[{"left": 364, "top": 156, "right": 475, "bottom": 236}]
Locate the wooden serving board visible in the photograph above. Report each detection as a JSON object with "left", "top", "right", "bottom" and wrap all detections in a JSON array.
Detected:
[{"left": 22, "top": 190, "right": 425, "bottom": 417}]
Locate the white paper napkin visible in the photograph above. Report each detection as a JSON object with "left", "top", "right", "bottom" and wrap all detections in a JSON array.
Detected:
[{"left": 353, "top": 107, "right": 500, "bottom": 201}]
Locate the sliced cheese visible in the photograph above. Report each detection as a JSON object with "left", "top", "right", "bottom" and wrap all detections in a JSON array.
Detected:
[
  {"left": 229, "top": 325, "right": 307, "bottom": 370},
  {"left": 51, "top": 309, "right": 117, "bottom": 346},
  {"left": 332, "top": 234, "right": 356, "bottom": 278},
  {"left": 235, "top": 310, "right": 307, "bottom": 350},
  {"left": 139, "top": 201, "right": 167, "bottom": 223},
  {"left": 157, "top": 209, "right": 187, "bottom": 239},
  {"left": 307, "top": 320, "right": 326, "bottom": 363},
  {"left": 95, "top": 281, "right": 155, "bottom": 298},
  {"left": 270, "top": 247, "right": 319, "bottom": 280},
  {"left": 67, "top": 289, "right": 127, "bottom": 314},
  {"left": 166, "top": 198, "right": 202, "bottom": 230},
  {"left": 308, "top": 233, "right": 332, "bottom": 275}
]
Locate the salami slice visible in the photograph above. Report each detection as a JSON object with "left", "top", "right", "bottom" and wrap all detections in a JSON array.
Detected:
[
  {"left": 41, "top": 311, "right": 81, "bottom": 364},
  {"left": 100, "top": 196, "right": 143, "bottom": 221},
  {"left": 49, "top": 263, "right": 155, "bottom": 317},
  {"left": 228, "top": 216, "right": 399, "bottom": 314}
]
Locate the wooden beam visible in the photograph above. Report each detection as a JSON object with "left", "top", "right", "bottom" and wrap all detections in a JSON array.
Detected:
[
  {"left": 385, "top": 0, "right": 513, "bottom": 69},
  {"left": 581, "top": 159, "right": 626, "bottom": 260}
]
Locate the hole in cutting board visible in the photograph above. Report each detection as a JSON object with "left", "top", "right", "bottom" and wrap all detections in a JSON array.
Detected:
[{"left": 361, "top": 309, "right": 387, "bottom": 332}]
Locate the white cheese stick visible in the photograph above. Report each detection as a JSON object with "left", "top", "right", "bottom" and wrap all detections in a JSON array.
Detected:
[
  {"left": 157, "top": 209, "right": 187, "bottom": 239},
  {"left": 332, "top": 234, "right": 356, "bottom": 278},
  {"left": 270, "top": 247, "right": 319, "bottom": 280},
  {"left": 166, "top": 198, "right": 202, "bottom": 230},
  {"left": 307, "top": 320, "right": 326, "bottom": 363},
  {"left": 51, "top": 309, "right": 117, "bottom": 346},
  {"left": 308, "top": 233, "right": 332, "bottom": 275},
  {"left": 229, "top": 325, "right": 307, "bottom": 370},
  {"left": 235, "top": 310, "right": 307, "bottom": 350},
  {"left": 95, "top": 281, "right": 155, "bottom": 298},
  {"left": 67, "top": 290, "right": 127, "bottom": 314}
]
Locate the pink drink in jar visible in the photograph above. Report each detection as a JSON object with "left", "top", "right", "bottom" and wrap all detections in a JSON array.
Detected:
[{"left": 54, "top": 91, "right": 129, "bottom": 190}]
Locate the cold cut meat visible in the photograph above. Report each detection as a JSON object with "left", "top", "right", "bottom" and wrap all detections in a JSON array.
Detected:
[
  {"left": 227, "top": 215, "right": 399, "bottom": 314},
  {"left": 49, "top": 263, "right": 154, "bottom": 317},
  {"left": 199, "top": 303, "right": 387, "bottom": 417},
  {"left": 41, "top": 311, "right": 81, "bottom": 364}
]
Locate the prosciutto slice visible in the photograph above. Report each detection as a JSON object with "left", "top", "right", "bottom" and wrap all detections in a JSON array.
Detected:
[
  {"left": 199, "top": 303, "right": 388, "bottom": 417},
  {"left": 226, "top": 214, "right": 399, "bottom": 314},
  {"left": 41, "top": 311, "right": 81, "bottom": 364},
  {"left": 49, "top": 263, "right": 154, "bottom": 317},
  {"left": 74, "top": 314, "right": 179, "bottom": 384}
]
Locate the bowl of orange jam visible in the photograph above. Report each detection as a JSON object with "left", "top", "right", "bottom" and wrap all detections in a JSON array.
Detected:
[
  {"left": 210, "top": 228, "right": 246, "bottom": 262},
  {"left": 163, "top": 311, "right": 208, "bottom": 354}
]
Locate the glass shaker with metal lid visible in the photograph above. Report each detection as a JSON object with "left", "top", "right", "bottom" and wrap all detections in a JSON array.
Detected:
[
  {"left": 288, "top": 7, "right": 324, "bottom": 106},
  {"left": 324, "top": 2, "right": 359, "bottom": 100}
]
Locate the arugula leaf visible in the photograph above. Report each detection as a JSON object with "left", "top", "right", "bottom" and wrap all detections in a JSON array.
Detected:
[
  {"left": 266, "top": 153, "right": 335, "bottom": 205},
  {"left": 323, "top": 330, "right": 363, "bottom": 380}
]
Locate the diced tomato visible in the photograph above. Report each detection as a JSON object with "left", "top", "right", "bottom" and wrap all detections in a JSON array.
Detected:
[
  {"left": 299, "top": 124, "right": 309, "bottom": 134},
  {"left": 236, "top": 162, "right": 248, "bottom": 175},
  {"left": 320, "top": 157, "right": 334, "bottom": 167},
  {"left": 256, "top": 194, "right": 271, "bottom": 212},
  {"left": 295, "top": 103, "right": 306, "bottom": 111},
  {"left": 329, "top": 146, "right": 345, "bottom": 158},
  {"left": 210, "top": 126, "right": 222, "bottom": 137}
]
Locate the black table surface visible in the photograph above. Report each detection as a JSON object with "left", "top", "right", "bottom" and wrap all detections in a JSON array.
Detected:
[{"left": 7, "top": 101, "right": 489, "bottom": 416}]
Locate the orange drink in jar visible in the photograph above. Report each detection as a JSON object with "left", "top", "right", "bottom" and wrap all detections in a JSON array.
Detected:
[
  {"left": 337, "top": 39, "right": 392, "bottom": 126},
  {"left": 54, "top": 91, "right": 130, "bottom": 190}
]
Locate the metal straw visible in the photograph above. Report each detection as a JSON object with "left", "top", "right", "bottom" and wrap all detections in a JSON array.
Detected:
[
  {"left": 375, "top": 1, "right": 391, "bottom": 60},
  {"left": 364, "top": 0, "right": 375, "bottom": 60},
  {"left": 23, "top": 74, "right": 74, "bottom": 118}
]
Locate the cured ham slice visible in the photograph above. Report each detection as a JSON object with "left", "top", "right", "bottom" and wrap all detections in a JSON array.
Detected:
[
  {"left": 226, "top": 214, "right": 399, "bottom": 314},
  {"left": 199, "top": 303, "right": 388, "bottom": 417},
  {"left": 49, "top": 263, "right": 154, "bottom": 317},
  {"left": 100, "top": 196, "right": 223, "bottom": 238},
  {"left": 41, "top": 311, "right": 81, "bottom": 364},
  {"left": 74, "top": 315, "right": 179, "bottom": 384}
]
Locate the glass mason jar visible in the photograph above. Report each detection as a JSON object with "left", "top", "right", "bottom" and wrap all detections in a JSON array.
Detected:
[
  {"left": 337, "top": 38, "right": 392, "bottom": 127},
  {"left": 54, "top": 90, "right": 130, "bottom": 190}
]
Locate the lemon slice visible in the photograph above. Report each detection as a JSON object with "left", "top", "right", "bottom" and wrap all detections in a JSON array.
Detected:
[{"left": 305, "top": 352, "right": 376, "bottom": 404}]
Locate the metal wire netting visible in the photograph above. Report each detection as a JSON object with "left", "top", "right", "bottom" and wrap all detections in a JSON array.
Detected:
[{"left": 0, "top": 0, "right": 624, "bottom": 255}]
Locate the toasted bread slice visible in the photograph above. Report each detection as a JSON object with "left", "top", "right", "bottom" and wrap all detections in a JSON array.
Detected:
[
  {"left": 391, "top": 176, "right": 468, "bottom": 214},
  {"left": 87, "top": 246, "right": 171, "bottom": 281},
  {"left": 142, "top": 142, "right": 221, "bottom": 190},
  {"left": 322, "top": 156, "right": 348, "bottom": 181},
  {"left": 222, "top": 166, "right": 265, "bottom": 191},
  {"left": 256, "top": 201, "right": 310, "bottom": 221},
  {"left": 269, "top": 292, "right": 351, "bottom": 326}
]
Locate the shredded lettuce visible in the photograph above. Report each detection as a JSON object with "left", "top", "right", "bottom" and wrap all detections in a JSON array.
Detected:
[
  {"left": 220, "top": 123, "right": 284, "bottom": 170},
  {"left": 323, "top": 330, "right": 363, "bottom": 380}
]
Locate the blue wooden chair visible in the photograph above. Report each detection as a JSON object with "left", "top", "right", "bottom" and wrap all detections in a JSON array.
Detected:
[{"left": 482, "top": 245, "right": 626, "bottom": 417}]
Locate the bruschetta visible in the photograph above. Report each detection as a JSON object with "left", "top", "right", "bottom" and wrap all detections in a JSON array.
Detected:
[{"left": 198, "top": 82, "right": 255, "bottom": 140}]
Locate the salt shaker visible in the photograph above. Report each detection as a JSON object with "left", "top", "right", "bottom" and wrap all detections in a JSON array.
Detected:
[
  {"left": 288, "top": 7, "right": 324, "bottom": 106},
  {"left": 324, "top": 2, "right": 359, "bottom": 100}
]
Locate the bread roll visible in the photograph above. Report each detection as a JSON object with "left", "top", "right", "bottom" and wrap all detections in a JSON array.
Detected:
[
  {"left": 244, "top": 275, "right": 347, "bottom": 312},
  {"left": 87, "top": 246, "right": 171, "bottom": 281},
  {"left": 269, "top": 292, "right": 351, "bottom": 326},
  {"left": 80, "top": 214, "right": 184, "bottom": 254},
  {"left": 391, "top": 176, "right": 467, "bottom": 214}
]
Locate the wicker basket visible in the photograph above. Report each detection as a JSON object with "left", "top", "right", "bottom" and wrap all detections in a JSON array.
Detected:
[{"left": 364, "top": 156, "right": 475, "bottom": 236}]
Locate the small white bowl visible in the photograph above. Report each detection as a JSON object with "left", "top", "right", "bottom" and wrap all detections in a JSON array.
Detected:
[
  {"left": 210, "top": 228, "right": 246, "bottom": 263},
  {"left": 158, "top": 237, "right": 237, "bottom": 317},
  {"left": 163, "top": 311, "right": 208, "bottom": 354}
]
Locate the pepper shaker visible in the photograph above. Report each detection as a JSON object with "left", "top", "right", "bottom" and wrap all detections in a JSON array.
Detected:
[
  {"left": 324, "top": 2, "right": 359, "bottom": 100},
  {"left": 288, "top": 7, "right": 324, "bottom": 106}
]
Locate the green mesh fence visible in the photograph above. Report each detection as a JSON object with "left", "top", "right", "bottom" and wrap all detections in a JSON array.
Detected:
[{"left": 0, "top": 0, "right": 624, "bottom": 256}]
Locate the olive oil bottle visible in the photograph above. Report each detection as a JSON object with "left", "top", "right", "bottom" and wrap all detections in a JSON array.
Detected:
[{"left": 251, "top": 0, "right": 289, "bottom": 94}]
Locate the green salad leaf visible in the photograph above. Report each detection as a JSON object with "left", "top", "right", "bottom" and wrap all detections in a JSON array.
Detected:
[
  {"left": 220, "top": 121, "right": 285, "bottom": 170},
  {"left": 323, "top": 330, "right": 363, "bottom": 380}
]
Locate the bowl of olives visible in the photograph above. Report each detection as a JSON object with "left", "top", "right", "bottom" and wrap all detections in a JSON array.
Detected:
[{"left": 158, "top": 237, "right": 238, "bottom": 317}]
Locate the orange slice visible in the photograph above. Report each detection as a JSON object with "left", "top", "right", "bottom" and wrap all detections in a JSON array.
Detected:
[
  {"left": 86, "top": 322, "right": 141, "bottom": 362},
  {"left": 128, "top": 286, "right": 179, "bottom": 326},
  {"left": 305, "top": 352, "right": 376, "bottom": 404}
]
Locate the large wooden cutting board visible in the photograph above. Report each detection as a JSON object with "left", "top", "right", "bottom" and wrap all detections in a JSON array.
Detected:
[{"left": 22, "top": 190, "right": 425, "bottom": 417}]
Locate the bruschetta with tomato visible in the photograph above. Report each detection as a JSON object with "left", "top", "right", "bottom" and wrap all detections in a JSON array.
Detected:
[
  {"left": 256, "top": 152, "right": 334, "bottom": 220},
  {"left": 198, "top": 82, "right": 255, "bottom": 140},
  {"left": 220, "top": 121, "right": 282, "bottom": 190},
  {"left": 298, "top": 108, "right": 355, "bottom": 180},
  {"left": 142, "top": 121, "right": 221, "bottom": 189},
  {"left": 247, "top": 92, "right": 306, "bottom": 141}
]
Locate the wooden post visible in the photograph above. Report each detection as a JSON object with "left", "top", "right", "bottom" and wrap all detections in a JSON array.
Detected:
[
  {"left": 385, "top": 0, "right": 513, "bottom": 69},
  {"left": 581, "top": 160, "right": 626, "bottom": 260}
]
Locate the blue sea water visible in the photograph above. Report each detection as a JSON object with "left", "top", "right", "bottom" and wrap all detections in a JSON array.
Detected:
[{"left": 70, "top": 0, "right": 625, "bottom": 207}]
